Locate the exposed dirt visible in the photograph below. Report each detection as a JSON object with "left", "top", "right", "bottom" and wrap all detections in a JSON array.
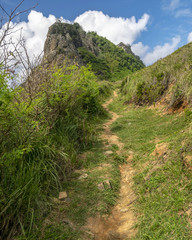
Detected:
[
  {"left": 102, "top": 93, "right": 124, "bottom": 153},
  {"left": 148, "top": 84, "right": 188, "bottom": 115},
  {"left": 183, "top": 155, "right": 192, "bottom": 170},
  {"left": 151, "top": 142, "right": 169, "bottom": 158},
  {"left": 84, "top": 91, "right": 137, "bottom": 240}
]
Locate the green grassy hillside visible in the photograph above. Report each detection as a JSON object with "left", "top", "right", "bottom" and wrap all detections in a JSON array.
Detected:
[
  {"left": 121, "top": 42, "right": 192, "bottom": 108},
  {"left": 85, "top": 32, "right": 145, "bottom": 80}
]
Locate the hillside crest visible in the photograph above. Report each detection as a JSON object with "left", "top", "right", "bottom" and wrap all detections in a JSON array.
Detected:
[{"left": 43, "top": 22, "right": 144, "bottom": 80}]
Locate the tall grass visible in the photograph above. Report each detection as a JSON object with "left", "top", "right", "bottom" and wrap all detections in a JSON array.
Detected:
[
  {"left": 0, "top": 65, "right": 108, "bottom": 239},
  {"left": 121, "top": 42, "right": 192, "bottom": 106}
]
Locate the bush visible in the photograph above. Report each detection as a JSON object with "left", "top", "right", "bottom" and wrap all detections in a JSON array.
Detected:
[
  {"left": 78, "top": 47, "right": 111, "bottom": 80},
  {"left": 0, "top": 65, "right": 105, "bottom": 239}
]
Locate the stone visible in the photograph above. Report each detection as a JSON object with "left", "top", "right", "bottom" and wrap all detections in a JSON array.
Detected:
[
  {"left": 59, "top": 191, "right": 68, "bottom": 201},
  {"left": 120, "top": 208, "right": 129, "bottom": 213},
  {"left": 117, "top": 42, "right": 135, "bottom": 56},
  {"left": 78, "top": 173, "right": 88, "bottom": 180},
  {"left": 98, "top": 180, "right": 112, "bottom": 190},
  {"left": 105, "top": 150, "right": 113, "bottom": 155},
  {"left": 98, "top": 182, "right": 104, "bottom": 190},
  {"left": 151, "top": 143, "right": 168, "bottom": 157},
  {"left": 103, "top": 180, "right": 112, "bottom": 189},
  {"left": 43, "top": 22, "right": 99, "bottom": 67}
]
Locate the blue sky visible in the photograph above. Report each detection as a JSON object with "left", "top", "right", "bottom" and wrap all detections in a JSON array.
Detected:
[{"left": 1, "top": 0, "right": 192, "bottom": 65}]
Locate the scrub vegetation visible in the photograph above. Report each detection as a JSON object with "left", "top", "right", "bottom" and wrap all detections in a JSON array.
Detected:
[{"left": 1, "top": 2, "right": 192, "bottom": 239}]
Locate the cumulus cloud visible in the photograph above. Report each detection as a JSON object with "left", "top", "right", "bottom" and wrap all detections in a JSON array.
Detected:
[
  {"left": 138, "top": 36, "right": 181, "bottom": 65},
  {"left": 75, "top": 11, "right": 150, "bottom": 45},
  {"left": 131, "top": 42, "right": 149, "bottom": 59},
  {"left": 1, "top": 9, "right": 180, "bottom": 70},
  {"left": 18, "top": 11, "right": 57, "bottom": 57},
  {"left": 1, "top": 10, "right": 70, "bottom": 62},
  {"left": 187, "top": 32, "right": 192, "bottom": 43},
  {"left": 2, "top": 9, "right": 149, "bottom": 65}
]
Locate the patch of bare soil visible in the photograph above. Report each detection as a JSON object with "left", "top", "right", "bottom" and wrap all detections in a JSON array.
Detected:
[
  {"left": 183, "top": 155, "right": 192, "bottom": 170},
  {"left": 149, "top": 84, "right": 188, "bottom": 115},
  {"left": 151, "top": 142, "right": 169, "bottom": 158},
  {"left": 84, "top": 91, "right": 137, "bottom": 240},
  {"left": 148, "top": 86, "right": 173, "bottom": 114}
]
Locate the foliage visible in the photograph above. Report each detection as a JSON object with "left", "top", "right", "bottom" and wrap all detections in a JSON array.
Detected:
[
  {"left": 121, "top": 42, "right": 192, "bottom": 106},
  {"left": 0, "top": 65, "right": 106, "bottom": 239},
  {"left": 88, "top": 31, "right": 145, "bottom": 80},
  {"left": 97, "top": 80, "right": 113, "bottom": 99},
  {"left": 78, "top": 47, "right": 111, "bottom": 79},
  {"left": 39, "top": 143, "right": 121, "bottom": 240}
]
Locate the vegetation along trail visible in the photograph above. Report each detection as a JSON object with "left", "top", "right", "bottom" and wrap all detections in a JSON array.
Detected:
[
  {"left": 85, "top": 91, "right": 137, "bottom": 240},
  {"left": 1, "top": 11, "right": 192, "bottom": 239}
]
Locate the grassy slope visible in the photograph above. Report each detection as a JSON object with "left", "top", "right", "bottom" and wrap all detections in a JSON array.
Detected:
[
  {"left": 18, "top": 85, "right": 192, "bottom": 239},
  {"left": 0, "top": 66, "right": 115, "bottom": 239},
  {"left": 5, "top": 40, "right": 192, "bottom": 239},
  {"left": 38, "top": 41, "right": 192, "bottom": 239},
  {"left": 121, "top": 42, "right": 192, "bottom": 105},
  {"left": 109, "top": 95, "right": 192, "bottom": 239},
  {"left": 25, "top": 106, "right": 124, "bottom": 240},
  {"left": 79, "top": 31, "right": 145, "bottom": 81}
]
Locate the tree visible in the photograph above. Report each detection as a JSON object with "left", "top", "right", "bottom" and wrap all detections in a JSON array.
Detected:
[{"left": 0, "top": 0, "right": 37, "bottom": 78}]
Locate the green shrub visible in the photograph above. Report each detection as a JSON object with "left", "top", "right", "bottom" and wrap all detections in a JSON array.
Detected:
[
  {"left": 121, "top": 42, "right": 192, "bottom": 106},
  {"left": 0, "top": 65, "right": 105, "bottom": 239},
  {"left": 78, "top": 47, "right": 111, "bottom": 80}
]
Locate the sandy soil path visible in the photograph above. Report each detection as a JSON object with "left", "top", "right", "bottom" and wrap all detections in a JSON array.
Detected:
[{"left": 85, "top": 91, "right": 137, "bottom": 240}]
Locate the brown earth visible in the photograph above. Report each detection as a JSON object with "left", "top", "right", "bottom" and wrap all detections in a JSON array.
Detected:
[
  {"left": 84, "top": 91, "right": 137, "bottom": 240},
  {"left": 151, "top": 142, "right": 169, "bottom": 158}
]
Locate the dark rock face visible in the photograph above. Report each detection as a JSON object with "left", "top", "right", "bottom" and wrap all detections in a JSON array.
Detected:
[
  {"left": 117, "top": 42, "right": 142, "bottom": 62},
  {"left": 43, "top": 22, "right": 99, "bottom": 66},
  {"left": 117, "top": 42, "right": 133, "bottom": 55},
  {"left": 42, "top": 22, "right": 145, "bottom": 79}
]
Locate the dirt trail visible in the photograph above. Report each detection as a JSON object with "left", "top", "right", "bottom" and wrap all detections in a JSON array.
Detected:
[{"left": 85, "top": 91, "right": 137, "bottom": 240}]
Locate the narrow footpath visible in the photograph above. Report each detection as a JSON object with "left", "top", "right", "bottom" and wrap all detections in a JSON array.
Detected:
[{"left": 85, "top": 91, "right": 137, "bottom": 240}]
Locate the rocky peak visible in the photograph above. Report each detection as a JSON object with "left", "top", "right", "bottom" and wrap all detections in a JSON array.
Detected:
[
  {"left": 43, "top": 22, "right": 99, "bottom": 66},
  {"left": 117, "top": 42, "right": 134, "bottom": 55},
  {"left": 42, "top": 22, "right": 145, "bottom": 79}
]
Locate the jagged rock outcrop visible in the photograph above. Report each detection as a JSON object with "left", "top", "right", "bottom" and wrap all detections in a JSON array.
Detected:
[
  {"left": 43, "top": 22, "right": 99, "bottom": 66},
  {"left": 117, "top": 42, "right": 142, "bottom": 62},
  {"left": 117, "top": 42, "right": 133, "bottom": 55},
  {"left": 43, "top": 21, "right": 145, "bottom": 79}
]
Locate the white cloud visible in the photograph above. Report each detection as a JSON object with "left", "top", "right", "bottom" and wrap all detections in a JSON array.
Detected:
[
  {"left": 162, "top": 0, "right": 180, "bottom": 11},
  {"left": 15, "top": 11, "right": 57, "bottom": 57},
  {"left": 175, "top": 9, "right": 192, "bottom": 17},
  {"left": 140, "top": 36, "right": 181, "bottom": 65},
  {"left": 169, "top": 0, "right": 180, "bottom": 11},
  {"left": 2, "top": 10, "right": 149, "bottom": 65},
  {"left": 162, "top": 0, "right": 192, "bottom": 18},
  {"left": 1, "top": 11, "right": 71, "bottom": 61},
  {"left": 187, "top": 32, "right": 192, "bottom": 43},
  {"left": 1, "top": 9, "right": 180, "bottom": 70},
  {"left": 131, "top": 42, "right": 149, "bottom": 59},
  {"left": 75, "top": 11, "right": 150, "bottom": 45}
]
